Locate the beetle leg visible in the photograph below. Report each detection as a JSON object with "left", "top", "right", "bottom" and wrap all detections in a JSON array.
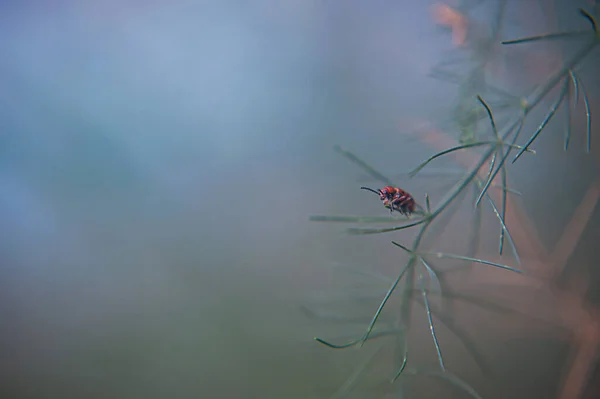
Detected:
[
  {"left": 396, "top": 199, "right": 410, "bottom": 215},
  {"left": 396, "top": 198, "right": 405, "bottom": 214}
]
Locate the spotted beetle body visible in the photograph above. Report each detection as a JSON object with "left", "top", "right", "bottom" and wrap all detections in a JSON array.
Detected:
[{"left": 361, "top": 185, "right": 416, "bottom": 215}]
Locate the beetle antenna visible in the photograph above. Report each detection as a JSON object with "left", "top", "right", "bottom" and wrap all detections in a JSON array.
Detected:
[{"left": 360, "top": 187, "right": 381, "bottom": 196}]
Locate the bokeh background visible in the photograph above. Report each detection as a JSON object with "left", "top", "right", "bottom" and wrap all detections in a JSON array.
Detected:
[{"left": 0, "top": 0, "right": 598, "bottom": 398}]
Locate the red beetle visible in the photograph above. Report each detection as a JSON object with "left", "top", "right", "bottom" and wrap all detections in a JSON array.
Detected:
[{"left": 361, "top": 185, "right": 416, "bottom": 215}]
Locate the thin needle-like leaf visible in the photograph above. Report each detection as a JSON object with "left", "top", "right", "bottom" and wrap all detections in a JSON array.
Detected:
[
  {"left": 565, "top": 74, "right": 572, "bottom": 150},
  {"left": 347, "top": 218, "right": 427, "bottom": 235},
  {"left": 309, "top": 215, "right": 412, "bottom": 224},
  {"left": 498, "top": 146, "right": 508, "bottom": 254},
  {"left": 573, "top": 72, "right": 592, "bottom": 152},
  {"left": 483, "top": 152, "right": 497, "bottom": 197},
  {"left": 420, "top": 258, "right": 443, "bottom": 296},
  {"left": 415, "top": 183, "right": 469, "bottom": 255},
  {"left": 391, "top": 354, "right": 408, "bottom": 383},
  {"left": 579, "top": 8, "right": 597, "bottom": 33},
  {"left": 409, "top": 142, "right": 492, "bottom": 177},
  {"left": 477, "top": 96, "right": 498, "bottom": 137},
  {"left": 467, "top": 185, "right": 483, "bottom": 260},
  {"left": 392, "top": 243, "right": 443, "bottom": 295},
  {"left": 314, "top": 260, "right": 413, "bottom": 349},
  {"left": 314, "top": 336, "right": 365, "bottom": 350},
  {"left": 334, "top": 145, "right": 394, "bottom": 187},
  {"left": 513, "top": 79, "right": 569, "bottom": 163},
  {"left": 474, "top": 96, "right": 511, "bottom": 254},
  {"left": 501, "top": 30, "right": 590, "bottom": 45},
  {"left": 569, "top": 70, "right": 579, "bottom": 106},
  {"left": 391, "top": 241, "right": 414, "bottom": 254},
  {"left": 475, "top": 119, "right": 525, "bottom": 206},
  {"left": 391, "top": 334, "right": 408, "bottom": 382},
  {"left": 359, "top": 261, "right": 412, "bottom": 347},
  {"left": 315, "top": 330, "right": 398, "bottom": 349},
  {"left": 413, "top": 296, "right": 490, "bottom": 374},
  {"left": 483, "top": 189, "right": 521, "bottom": 265},
  {"left": 427, "top": 251, "right": 523, "bottom": 273},
  {"left": 410, "top": 141, "right": 530, "bottom": 177},
  {"left": 491, "top": 184, "right": 522, "bottom": 196},
  {"left": 419, "top": 266, "right": 445, "bottom": 372}
]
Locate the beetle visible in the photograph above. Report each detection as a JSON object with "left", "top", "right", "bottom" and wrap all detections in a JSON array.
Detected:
[{"left": 361, "top": 185, "right": 416, "bottom": 215}]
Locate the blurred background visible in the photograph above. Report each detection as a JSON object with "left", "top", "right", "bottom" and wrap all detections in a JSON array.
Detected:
[{"left": 0, "top": 0, "right": 598, "bottom": 398}]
